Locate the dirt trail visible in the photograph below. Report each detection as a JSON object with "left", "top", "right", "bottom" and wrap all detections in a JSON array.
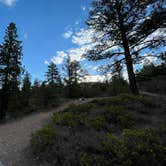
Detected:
[{"left": 0, "top": 99, "right": 90, "bottom": 166}]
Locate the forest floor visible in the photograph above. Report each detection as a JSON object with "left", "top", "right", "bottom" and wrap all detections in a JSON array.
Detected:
[
  {"left": 0, "top": 99, "right": 93, "bottom": 166},
  {"left": 0, "top": 93, "right": 165, "bottom": 166}
]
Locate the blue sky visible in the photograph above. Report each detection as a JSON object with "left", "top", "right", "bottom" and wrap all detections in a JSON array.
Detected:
[
  {"left": 0, "top": 0, "right": 95, "bottom": 81},
  {"left": 0, "top": 0, "right": 165, "bottom": 83}
]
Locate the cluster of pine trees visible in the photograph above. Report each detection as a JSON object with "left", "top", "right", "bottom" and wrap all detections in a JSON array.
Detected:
[
  {"left": 0, "top": 0, "right": 165, "bottom": 120},
  {"left": 0, "top": 24, "right": 126, "bottom": 120}
]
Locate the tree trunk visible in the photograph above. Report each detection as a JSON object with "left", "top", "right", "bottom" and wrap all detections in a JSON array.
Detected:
[
  {"left": 125, "top": 53, "right": 139, "bottom": 95},
  {"left": 119, "top": 21, "right": 139, "bottom": 94},
  {"left": 0, "top": 90, "right": 7, "bottom": 120},
  {"left": 122, "top": 36, "right": 139, "bottom": 95}
]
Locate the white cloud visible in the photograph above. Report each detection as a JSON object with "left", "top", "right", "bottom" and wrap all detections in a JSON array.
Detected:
[
  {"left": 44, "top": 60, "right": 49, "bottom": 65},
  {"left": 72, "top": 28, "right": 95, "bottom": 46},
  {"left": 81, "top": 5, "right": 86, "bottom": 11},
  {"left": 83, "top": 75, "right": 106, "bottom": 83},
  {"left": 146, "top": 28, "right": 166, "bottom": 41},
  {"left": 48, "top": 28, "right": 96, "bottom": 65},
  {"left": 63, "top": 30, "right": 73, "bottom": 39},
  {"left": 142, "top": 56, "right": 158, "bottom": 65},
  {"left": 46, "top": 27, "right": 97, "bottom": 67},
  {"left": 0, "top": 0, "right": 17, "bottom": 6},
  {"left": 51, "top": 51, "right": 67, "bottom": 65}
]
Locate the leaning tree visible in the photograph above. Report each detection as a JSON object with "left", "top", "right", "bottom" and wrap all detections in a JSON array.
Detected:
[{"left": 86, "top": 0, "right": 166, "bottom": 94}]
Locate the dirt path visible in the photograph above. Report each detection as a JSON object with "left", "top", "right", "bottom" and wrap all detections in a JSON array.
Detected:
[{"left": 0, "top": 99, "right": 90, "bottom": 166}]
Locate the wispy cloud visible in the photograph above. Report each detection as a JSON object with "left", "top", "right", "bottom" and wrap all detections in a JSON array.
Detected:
[
  {"left": 62, "top": 30, "right": 73, "bottom": 39},
  {"left": 0, "top": 0, "right": 18, "bottom": 7},
  {"left": 51, "top": 51, "right": 67, "bottom": 65},
  {"left": 44, "top": 60, "right": 49, "bottom": 65},
  {"left": 46, "top": 28, "right": 96, "bottom": 66},
  {"left": 72, "top": 28, "right": 95, "bottom": 46},
  {"left": 83, "top": 75, "right": 106, "bottom": 83}
]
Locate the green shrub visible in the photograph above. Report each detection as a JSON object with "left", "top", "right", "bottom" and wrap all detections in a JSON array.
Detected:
[
  {"left": 79, "top": 153, "right": 111, "bottom": 166},
  {"left": 104, "top": 106, "right": 134, "bottom": 128},
  {"left": 91, "top": 94, "right": 155, "bottom": 108},
  {"left": 30, "top": 124, "right": 57, "bottom": 154},
  {"left": 53, "top": 112, "right": 77, "bottom": 128},
  {"left": 101, "top": 129, "right": 166, "bottom": 166},
  {"left": 80, "top": 153, "right": 93, "bottom": 166},
  {"left": 65, "top": 103, "right": 93, "bottom": 114},
  {"left": 88, "top": 116, "right": 104, "bottom": 130}
]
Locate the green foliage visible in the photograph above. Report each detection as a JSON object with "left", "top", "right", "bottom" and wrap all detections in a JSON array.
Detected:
[
  {"left": 108, "top": 76, "right": 130, "bottom": 96},
  {"left": 30, "top": 93, "right": 165, "bottom": 166},
  {"left": 101, "top": 129, "right": 166, "bottom": 166},
  {"left": 137, "top": 63, "right": 166, "bottom": 94},
  {"left": 88, "top": 116, "right": 104, "bottom": 130},
  {"left": 104, "top": 106, "right": 134, "bottom": 128},
  {"left": 61, "top": 112, "right": 77, "bottom": 128},
  {"left": 91, "top": 94, "right": 155, "bottom": 108},
  {"left": 53, "top": 104, "right": 103, "bottom": 129},
  {"left": 79, "top": 153, "right": 110, "bottom": 166},
  {"left": 45, "top": 62, "right": 61, "bottom": 86},
  {"left": 22, "top": 72, "right": 31, "bottom": 93},
  {"left": 63, "top": 56, "right": 86, "bottom": 98},
  {"left": 80, "top": 153, "right": 93, "bottom": 166},
  {"left": 65, "top": 103, "right": 93, "bottom": 114},
  {"left": 30, "top": 124, "right": 57, "bottom": 154},
  {"left": 0, "top": 22, "right": 23, "bottom": 119}
]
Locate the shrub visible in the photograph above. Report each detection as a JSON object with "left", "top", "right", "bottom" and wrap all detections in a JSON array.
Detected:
[
  {"left": 79, "top": 153, "right": 109, "bottom": 166},
  {"left": 30, "top": 124, "right": 57, "bottom": 157},
  {"left": 91, "top": 94, "right": 155, "bottom": 108},
  {"left": 104, "top": 106, "right": 134, "bottom": 128},
  {"left": 79, "top": 153, "right": 93, "bottom": 166},
  {"left": 101, "top": 129, "right": 166, "bottom": 166},
  {"left": 65, "top": 103, "right": 93, "bottom": 114},
  {"left": 88, "top": 116, "right": 104, "bottom": 130},
  {"left": 53, "top": 112, "right": 77, "bottom": 128}
]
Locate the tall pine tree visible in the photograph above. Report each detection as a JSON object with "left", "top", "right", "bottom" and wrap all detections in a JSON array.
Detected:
[
  {"left": 86, "top": 0, "right": 166, "bottom": 94},
  {"left": 63, "top": 56, "right": 86, "bottom": 97},
  {"left": 0, "top": 22, "right": 22, "bottom": 119},
  {"left": 22, "top": 72, "right": 31, "bottom": 93},
  {"left": 45, "top": 62, "right": 61, "bottom": 86}
]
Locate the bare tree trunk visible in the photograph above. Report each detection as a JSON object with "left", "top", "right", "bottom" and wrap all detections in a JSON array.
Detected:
[
  {"left": 118, "top": 10, "right": 139, "bottom": 95},
  {"left": 0, "top": 90, "right": 7, "bottom": 120},
  {"left": 121, "top": 35, "right": 139, "bottom": 95}
]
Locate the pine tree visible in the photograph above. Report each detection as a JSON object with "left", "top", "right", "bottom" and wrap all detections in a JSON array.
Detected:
[
  {"left": 86, "top": 0, "right": 166, "bottom": 95},
  {"left": 22, "top": 72, "right": 31, "bottom": 93},
  {"left": 0, "top": 22, "right": 22, "bottom": 119},
  {"left": 63, "top": 56, "right": 86, "bottom": 97},
  {"left": 45, "top": 62, "right": 61, "bottom": 86},
  {"left": 33, "top": 79, "right": 40, "bottom": 90}
]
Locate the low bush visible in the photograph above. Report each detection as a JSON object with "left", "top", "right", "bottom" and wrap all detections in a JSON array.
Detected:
[
  {"left": 30, "top": 124, "right": 57, "bottom": 159},
  {"left": 101, "top": 129, "right": 166, "bottom": 166},
  {"left": 104, "top": 106, "right": 134, "bottom": 128}
]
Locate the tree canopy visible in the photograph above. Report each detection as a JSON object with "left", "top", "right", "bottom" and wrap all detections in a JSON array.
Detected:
[{"left": 86, "top": 0, "right": 166, "bottom": 94}]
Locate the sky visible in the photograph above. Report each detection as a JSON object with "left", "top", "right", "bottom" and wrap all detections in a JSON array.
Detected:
[
  {"left": 0, "top": 0, "right": 165, "bottom": 83},
  {"left": 0, "top": 0, "right": 100, "bottom": 82}
]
